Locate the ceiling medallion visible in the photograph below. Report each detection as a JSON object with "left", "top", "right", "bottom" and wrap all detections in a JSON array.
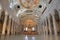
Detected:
[{"left": 20, "top": 0, "right": 39, "bottom": 9}]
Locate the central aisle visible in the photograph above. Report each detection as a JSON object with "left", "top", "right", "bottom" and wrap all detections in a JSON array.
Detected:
[{"left": 0, "top": 34, "right": 60, "bottom": 40}]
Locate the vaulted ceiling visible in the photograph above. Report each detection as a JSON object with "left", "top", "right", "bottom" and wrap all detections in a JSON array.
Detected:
[{"left": 0, "top": 0, "right": 51, "bottom": 24}]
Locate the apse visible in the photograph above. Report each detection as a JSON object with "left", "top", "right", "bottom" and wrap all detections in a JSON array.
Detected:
[{"left": 20, "top": 13, "right": 40, "bottom": 35}]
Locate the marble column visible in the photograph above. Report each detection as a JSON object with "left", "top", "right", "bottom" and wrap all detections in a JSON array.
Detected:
[
  {"left": 52, "top": 15, "right": 57, "bottom": 36},
  {"left": 0, "top": 10, "right": 1, "bottom": 18},
  {"left": 11, "top": 20, "right": 14, "bottom": 35},
  {"left": 2, "top": 11, "right": 8, "bottom": 35},
  {"left": 7, "top": 16, "right": 11, "bottom": 35},
  {"left": 45, "top": 18, "right": 49, "bottom": 40},
  {"left": 48, "top": 16, "right": 52, "bottom": 35},
  {"left": 43, "top": 21, "right": 46, "bottom": 40},
  {"left": 43, "top": 21, "right": 45, "bottom": 34},
  {"left": 14, "top": 22, "right": 16, "bottom": 35},
  {"left": 13, "top": 21, "right": 16, "bottom": 35},
  {"left": 12, "top": 21, "right": 16, "bottom": 35},
  {"left": 45, "top": 19, "right": 48, "bottom": 35}
]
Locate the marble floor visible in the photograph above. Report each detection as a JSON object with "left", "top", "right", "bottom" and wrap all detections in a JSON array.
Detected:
[{"left": 0, "top": 34, "right": 60, "bottom": 40}]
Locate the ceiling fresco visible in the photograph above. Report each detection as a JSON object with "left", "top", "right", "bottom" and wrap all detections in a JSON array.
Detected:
[
  {"left": 20, "top": 13, "right": 40, "bottom": 27},
  {"left": 20, "top": 0, "right": 39, "bottom": 9}
]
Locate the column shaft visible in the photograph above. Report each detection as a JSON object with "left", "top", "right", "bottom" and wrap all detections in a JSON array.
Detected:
[
  {"left": 52, "top": 15, "right": 57, "bottom": 36},
  {"left": 11, "top": 20, "right": 14, "bottom": 35},
  {"left": 45, "top": 19, "right": 48, "bottom": 35},
  {"left": 14, "top": 22, "right": 16, "bottom": 35},
  {"left": 43, "top": 21, "right": 45, "bottom": 34},
  {"left": 7, "top": 16, "right": 11, "bottom": 35},
  {"left": 48, "top": 17, "right": 52, "bottom": 35},
  {"left": 2, "top": 11, "right": 8, "bottom": 35}
]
